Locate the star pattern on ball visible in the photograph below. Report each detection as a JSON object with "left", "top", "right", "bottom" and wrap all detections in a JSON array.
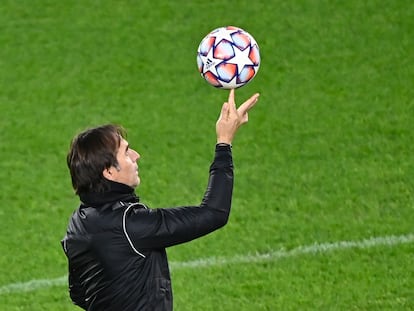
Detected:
[
  {"left": 218, "top": 76, "right": 245, "bottom": 89},
  {"left": 214, "top": 28, "right": 239, "bottom": 43},
  {"left": 226, "top": 44, "right": 254, "bottom": 76},
  {"left": 200, "top": 45, "right": 221, "bottom": 77}
]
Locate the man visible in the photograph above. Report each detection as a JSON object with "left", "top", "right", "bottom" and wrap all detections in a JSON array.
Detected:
[{"left": 61, "top": 89, "right": 259, "bottom": 310}]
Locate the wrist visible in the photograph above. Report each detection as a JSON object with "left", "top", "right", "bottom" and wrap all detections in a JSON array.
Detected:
[{"left": 217, "top": 138, "right": 232, "bottom": 145}]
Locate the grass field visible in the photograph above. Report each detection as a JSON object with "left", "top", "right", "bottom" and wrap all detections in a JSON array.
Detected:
[{"left": 1, "top": 0, "right": 413, "bottom": 310}]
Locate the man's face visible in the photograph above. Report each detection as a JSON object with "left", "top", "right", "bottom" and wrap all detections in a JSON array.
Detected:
[{"left": 104, "top": 138, "right": 141, "bottom": 188}]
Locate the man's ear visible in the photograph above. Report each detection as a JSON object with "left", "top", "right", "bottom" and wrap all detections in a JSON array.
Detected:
[{"left": 103, "top": 167, "right": 115, "bottom": 181}]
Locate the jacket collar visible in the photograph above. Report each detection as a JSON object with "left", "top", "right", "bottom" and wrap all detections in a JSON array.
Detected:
[{"left": 79, "top": 180, "right": 139, "bottom": 207}]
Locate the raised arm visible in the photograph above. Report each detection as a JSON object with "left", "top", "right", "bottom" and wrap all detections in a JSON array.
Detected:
[{"left": 125, "top": 90, "right": 260, "bottom": 249}]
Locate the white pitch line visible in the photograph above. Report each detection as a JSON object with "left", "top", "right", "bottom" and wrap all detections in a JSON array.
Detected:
[
  {"left": 171, "top": 233, "right": 414, "bottom": 269},
  {"left": 1, "top": 233, "right": 413, "bottom": 295},
  {"left": 0, "top": 276, "right": 67, "bottom": 295}
]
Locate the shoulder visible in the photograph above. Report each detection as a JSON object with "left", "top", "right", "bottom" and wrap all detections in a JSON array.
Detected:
[{"left": 68, "top": 204, "right": 124, "bottom": 234}]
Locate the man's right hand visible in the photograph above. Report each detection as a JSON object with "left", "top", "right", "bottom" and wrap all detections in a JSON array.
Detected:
[{"left": 216, "top": 89, "right": 260, "bottom": 145}]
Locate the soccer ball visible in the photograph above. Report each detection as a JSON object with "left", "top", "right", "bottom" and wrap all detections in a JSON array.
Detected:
[{"left": 196, "top": 26, "right": 260, "bottom": 89}]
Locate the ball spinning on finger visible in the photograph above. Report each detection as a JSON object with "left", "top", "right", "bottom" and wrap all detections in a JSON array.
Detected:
[{"left": 196, "top": 26, "right": 261, "bottom": 89}]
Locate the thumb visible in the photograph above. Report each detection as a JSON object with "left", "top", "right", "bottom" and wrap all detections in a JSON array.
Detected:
[{"left": 238, "top": 93, "right": 260, "bottom": 116}]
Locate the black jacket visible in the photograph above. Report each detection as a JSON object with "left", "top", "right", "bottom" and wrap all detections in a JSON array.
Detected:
[{"left": 61, "top": 144, "right": 233, "bottom": 310}]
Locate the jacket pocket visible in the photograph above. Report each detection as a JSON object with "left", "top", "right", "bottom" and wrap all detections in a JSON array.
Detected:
[{"left": 148, "top": 278, "right": 172, "bottom": 311}]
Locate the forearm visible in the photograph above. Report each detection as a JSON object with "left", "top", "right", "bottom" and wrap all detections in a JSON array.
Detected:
[{"left": 199, "top": 143, "right": 234, "bottom": 225}]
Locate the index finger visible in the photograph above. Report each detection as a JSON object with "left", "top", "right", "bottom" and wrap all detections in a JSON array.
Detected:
[
  {"left": 228, "top": 89, "right": 235, "bottom": 104},
  {"left": 228, "top": 89, "right": 236, "bottom": 111}
]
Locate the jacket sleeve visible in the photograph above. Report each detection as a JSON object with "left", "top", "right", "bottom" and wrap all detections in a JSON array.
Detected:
[
  {"left": 125, "top": 144, "right": 234, "bottom": 249},
  {"left": 62, "top": 238, "right": 87, "bottom": 309},
  {"left": 66, "top": 261, "right": 88, "bottom": 309}
]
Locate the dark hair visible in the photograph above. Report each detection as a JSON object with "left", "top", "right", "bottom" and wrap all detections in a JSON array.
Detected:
[{"left": 67, "top": 124, "right": 126, "bottom": 194}]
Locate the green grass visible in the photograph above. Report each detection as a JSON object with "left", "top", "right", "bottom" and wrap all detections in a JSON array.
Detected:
[{"left": 1, "top": 0, "right": 413, "bottom": 309}]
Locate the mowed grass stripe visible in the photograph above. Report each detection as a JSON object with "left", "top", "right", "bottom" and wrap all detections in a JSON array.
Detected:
[{"left": 1, "top": 233, "right": 413, "bottom": 295}]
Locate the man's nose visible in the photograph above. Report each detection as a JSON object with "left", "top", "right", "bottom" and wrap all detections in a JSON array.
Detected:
[{"left": 132, "top": 149, "right": 140, "bottom": 162}]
